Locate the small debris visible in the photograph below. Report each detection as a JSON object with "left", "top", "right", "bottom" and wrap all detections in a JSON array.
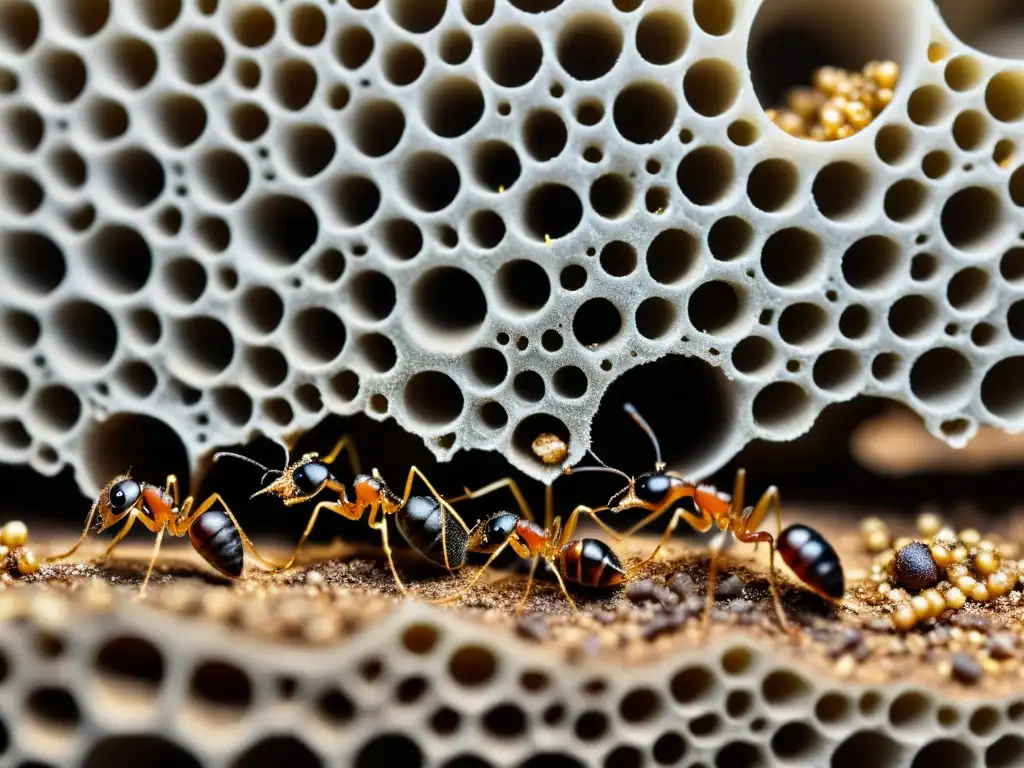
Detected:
[
  {"left": 626, "top": 580, "right": 656, "bottom": 604},
  {"left": 516, "top": 614, "right": 549, "bottom": 642},
  {"left": 891, "top": 542, "right": 941, "bottom": 592},
  {"left": 729, "top": 599, "right": 754, "bottom": 614},
  {"left": 716, "top": 575, "right": 744, "bottom": 600},
  {"left": 651, "top": 585, "right": 680, "bottom": 608},
  {"left": 987, "top": 633, "right": 1017, "bottom": 661},
  {"left": 668, "top": 572, "right": 695, "bottom": 598},
  {"left": 951, "top": 652, "right": 983, "bottom": 685},
  {"left": 641, "top": 609, "right": 687, "bottom": 641}
]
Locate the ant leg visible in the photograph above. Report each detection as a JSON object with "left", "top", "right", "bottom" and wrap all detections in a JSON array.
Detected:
[
  {"left": 372, "top": 510, "right": 410, "bottom": 597},
  {"left": 137, "top": 526, "right": 167, "bottom": 598},
  {"left": 181, "top": 493, "right": 290, "bottom": 570},
  {"left": 548, "top": 557, "right": 579, "bottom": 612},
  {"left": 439, "top": 476, "right": 532, "bottom": 523},
  {"left": 278, "top": 500, "right": 363, "bottom": 571},
  {"left": 321, "top": 434, "right": 362, "bottom": 476},
  {"left": 44, "top": 501, "right": 100, "bottom": 562},
  {"left": 559, "top": 505, "right": 619, "bottom": 548},
  {"left": 544, "top": 484, "right": 553, "bottom": 531},
  {"left": 515, "top": 556, "right": 541, "bottom": 615},
  {"left": 99, "top": 511, "right": 142, "bottom": 562},
  {"left": 735, "top": 488, "right": 791, "bottom": 633},
  {"left": 431, "top": 541, "right": 512, "bottom": 605},
  {"left": 617, "top": 504, "right": 672, "bottom": 541},
  {"left": 700, "top": 544, "right": 722, "bottom": 639},
  {"left": 166, "top": 474, "right": 182, "bottom": 508},
  {"left": 636, "top": 505, "right": 714, "bottom": 565}
]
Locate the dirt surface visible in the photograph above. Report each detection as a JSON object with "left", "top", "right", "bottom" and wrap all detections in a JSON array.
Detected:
[{"left": 3, "top": 512, "right": 1023, "bottom": 699}]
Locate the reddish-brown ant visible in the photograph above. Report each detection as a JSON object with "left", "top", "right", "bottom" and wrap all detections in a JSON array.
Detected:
[
  {"left": 45, "top": 473, "right": 274, "bottom": 596},
  {"left": 214, "top": 436, "right": 473, "bottom": 594},
  {"left": 437, "top": 480, "right": 626, "bottom": 612},
  {"left": 567, "top": 403, "right": 845, "bottom": 632}
]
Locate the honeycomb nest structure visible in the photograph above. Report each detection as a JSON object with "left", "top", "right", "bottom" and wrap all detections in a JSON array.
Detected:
[
  {"left": 2, "top": 0, "right": 1024, "bottom": 496},
  {"left": 2, "top": 577, "right": 1024, "bottom": 768}
]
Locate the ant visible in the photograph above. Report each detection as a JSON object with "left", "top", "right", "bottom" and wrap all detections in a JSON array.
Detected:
[
  {"left": 437, "top": 480, "right": 627, "bottom": 613},
  {"left": 45, "top": 472, "right": 275, "bottom": 596},
  {"left": 567, "top": 403, "right": 845, "bottom": 632},
  {"left": 214, "top": 435, "right": 473, "bottom": 594}
]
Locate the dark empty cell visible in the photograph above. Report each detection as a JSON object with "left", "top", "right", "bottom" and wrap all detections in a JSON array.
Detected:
[
  {"left": 3, "top": 309, "right": 41, "bottom": 350},
  {"left": 234, "top": 58, "right": 261, "bottom": 88},
  {"left": 872, "top": 124, "right": 911, "bottom": 165},
  {"left": 441, "top": 757, "right": 494, "bottom": 768},
  {"left": 1009, "top": 300, "right": 1024, "bottom": 340},
  {"left": 49, "top": 146, "right": 88, "bottom": 189},
  {"left": 542, "top": 330, "right": 563, "bottom": 351},
  {"left": 987, "top": 736, "right": 1024, "bottom": 768},
  {"left": 688, "top": 280, "right": 741, "bottom": 335},
  {"left": 647, "top": 185, "right": 669, "bottom": 213},
  {"left": 403, "top": 152, "right": 461, "bottom": 212},
  {"left": 557, "top": 13, "right": 622, "bottom": 81},
  {"left": 335, "top": 25, "right": 373, "bottom": 69},
  {"left": 525, "top": 183, "right": 583, "bottom": 240},
  {"left": 1, "top": 171, "right": 41, "bottom": 215},
  {"left": 636, "top": 297, "right": 676, "bottom": 340},
  {"left": 0, "top": 0, "right": 40, "bottom": 52},
  {"left": 154, "top": 94, "right": 207, "bottom": 147},
  {"left": 520, "top": 755, "right": 583, "bottom": 768},
  {"left": 577, "top": 102, "right": 604, "bottom": 126},
  {"left": 986, "top": 71, "right": 1024, "bottom": 122},
  {"left": 732, "top": 336, "right": 773, "bottom": 374},
  {"left": 108, "top": 35, "right": 157, "bottom": 89},
  {"left": 683, "top": 59, "right": 738, "bottom": 117},
  {"left": 841, "top": 235, "right": 899, "bottom": 290},
  {"left": 778, "top": 302, "right": 827, "bottom": 345},
  {"left": 283, "top": 124, "right": 336, "bottom": 178},
  {"left": 95, "top": 635, "right": 166, "bottom": 688},
  {"left": 440, "top": 29, "right": 472, "bottom": 64},
  {"left": 240, "top": 287, "right": 284, "bottom": 335},
  {"left": 395, "top": 675, "right": 429, "bottom": 704},
  {"left": 1013, "top": 166, "right": 1024, "bottom": 207},
  {"left": 620, "top": 688, "right": 661, "bottom": 723},
  {"left": 909, "top": 739, "right": 973, "bottom": 768},
  {"left": 329, "top": 370, "right": 359, "bottom": 403},
  {"left": 883, "top": 179, "right": 926, "bottom": 223},
  {"left": 176, "top": 31, "right": 225, "bottom": 84},
  {"left": 197, "top": 216, "right": 231, "bottom": 253},
  {"left": 812, "top": 161, "right": 867, "bottom": 219},
  {"left": 677, "top": 146, "right": 733, "bottom": 204},
  {"left": 85, "top": 736, "right": 201, "bottom": 768},
  {"left": 832, "top": 731, "right": 903, "bottom": 768},
  {"left": 982, "top": 357, "right": 1024, "bottom": 420},
  {"left": 714, "top": 742, "right": 763, "bottom": 768},
  {"left": 760, "top": 227, "right": 821, "bottom": 288},
  {"left": 0, "top": 420, "right": 31, "bottom": 450},
  {"left": 425, "top": 77, "right": 484, "bottom": 138},
  {"left": 590, "top": 174, "right": 633, "bottom": 218},
  {"left": 907, "top": 86, "right": 947, "bottom": 126},
  {"left": 383, "top": 41, "right": 425, "bottom": 85},
  {"left": 351, "top": 270, "right": 396, "bottom": 320},
  {"left": 943, "top": 54, "right": 981, "bottom": 91},
  {"left": 952, "top": 110, "right": 987, "bottom": 151},
  {"left": 272, "top": 58, "right": 318, "bottom": 110},
  {"left": 230, "top": 737, "right": 323, "bottom": 768},
  {"left": 292, "top": 308, "right": 345, "bottom": 364},
  {"left": 290, "top": 4, "right": 326, "bottom": 46},
  {"left": 614, "top": 81, "right": 676, "bottom": 143},
  {"left": 909, "top": 347, "right": 972, "bottom": 406},
  {"left": 921, "top": 150, "right": 951, "bottom": 180},
  {"left": 573, "top": 298, "right": 622, "bottom": 347},
  {"left": 404, "top": 371, "right": 464, "bottom": 425},
  {"left": 496, "top": 260, "right": 551, "bottom": 314},
  {"left": 473, "top": 140, "right": 521, "bottom": 191},
  {"left": 332, "top": 175, "right": 381, "bottom": 227},
  {"left": 1002, "top": 247, "right": 1024, "bottom": 283},
  {"left": 381, "top": 218, "right": 423, "bottom": 260},
  {"left": 971, "top": 322, "right": 997, "bottom": 347},
  {"left": 513, "top": 371, "right": 545, "bottom": 402},
  {"left": 115, "top": 361, "right": 158, "bottom": 399},
  {"left": 229, "top": 103, "right": 268, "bottom": 142},
  {"left": 604, "top": 746, "right": 643, "bottom": 768},
  {"left": 197, "top": 149, "right": 249, "bottom": 204},
  {"left": 888, "top": 295, "right": 936, "bottom": 339},
  {"left": 524, "top": 109, "right": 567, "bottom": 161},
  {"left": 463, "top": 0, "right": 494, "bottom": 24},
  {"left": 752, "top": 381, "right": 809, "bottom": 430},
  {"left": 1, "top": 231, "right": 67, "bottom": 295},
  {"left": 469, "top": 210, "right": 506, "bottom": 249},
  {"left": 478, "top": 401, "right": 508, "bottom": 430},
  {"left": 553, "top": 366, "right": 587, "bottom": 398},
  {"left": 350, "top": 100, "right": 406, "bottom": 156},
  {"left": 708, "top": 216, "right": 752, "bottom": 261},
  {"left": 26, "top": 686, "right": 80, "bottom": 730},
  {"left": 600, "top": 241, "right": 637, "bottom": 276},
  {"left": 871, "top": 352, "right": 899, "bottom": 382},
  {"left": 387, "top": 0, "right": 445, "bottom": 33},
  {"left": 231, "top": 3, "right": 275, "bottom": 47},
  {"left": 412, "top": 267, "right": 486, "bottom": 345},
  {"left": 561, "top": 264, "right": 587, "bottom": 290},
  {"left": 2, "top": 106, "right": 44, "bottom": 153},
  {"left": 247, "top": 195, "right": 318, "bottom": 264},
  {"left": 53, "top": 300, "right": 118, "bottom": 368},
  {"left": 636, "top": 9, "right": 688, "bottom": 64},
  {"left": 171, "top": 316, "right": 233, "bottom": 378},
  {"left": 747, "top": 158, "right": 797, "bottom": 212},
  {"left": 947, "top": 266, "right": 989, "bottom": 312},
  {"left": 191, "top": 661, "right": 253, "bottom": 711},
  {"left": 647, "top": 228, "right": 698, "bottom": 284},
  {"left": 38, "top": 49, "right": 87, "bottom": 103},
  {"left": 509, "top": 0, "right": 563, "bottom": 10},
  {"left": 164, "top": 257, "right": 207, "bottom": 305},
  {"left": 942, "top": 186, "right": 1002, "bottom": 251},
  {"left": 485, "top": 26, "right": 542, "bottom": 87},
  {"left": 316, "top": 686, "right": 355, "bottom": 725}
]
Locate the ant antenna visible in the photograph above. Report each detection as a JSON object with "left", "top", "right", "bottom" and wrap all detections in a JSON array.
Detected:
[
  {"left": 623, "top": 402, "right": 662, "bottom": 467},
  {"left": 568, "top": 450, "right": 631, "bottom": 482},
  {"left": 213, "top": 452, "right": 285, "bottom": 486}
]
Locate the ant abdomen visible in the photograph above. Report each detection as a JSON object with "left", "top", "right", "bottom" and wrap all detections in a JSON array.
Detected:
[
  {"left": 188, "top": 508, "right": 244, "bottom": 578},
  {"left": 396, "top": 495, "right": 469, "bottom": 570},
  {"left": 777, "top": 523, "right": 845, "bottom": 601},
  {"left": 559, "top": 538, "right": 626, "bottom": 588}
]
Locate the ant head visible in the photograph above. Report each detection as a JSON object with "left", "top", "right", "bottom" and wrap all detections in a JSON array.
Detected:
[
  {"left": 468, "top": 511, "right": 519, "bottom": 553},
  {"left": 607, "top": 471, "right": 681, "bottom": 511},
  {"left": 291, "top": 458, "right": 333, "bottom": 496},
  {"left": 97, "top": 475, "right": 141, "bottom": 529}
]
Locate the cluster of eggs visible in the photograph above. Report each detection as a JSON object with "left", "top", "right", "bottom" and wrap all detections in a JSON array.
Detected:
[{"left": 0, "top": 520, "right": 40, "bottom": 580}]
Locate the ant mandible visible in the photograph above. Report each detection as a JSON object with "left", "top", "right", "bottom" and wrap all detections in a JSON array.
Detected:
[
  {"left": 567, "top": 403, "right": 845, "bottom": 632},
  {"left": 45, "top": 472, "right": 275, "bottom": 596},
  {"left": 436, "top": 479, "right": 626, "bottom": 612},
  {"left": 214, "top": 435, "right": 473, "bottom": 594}
]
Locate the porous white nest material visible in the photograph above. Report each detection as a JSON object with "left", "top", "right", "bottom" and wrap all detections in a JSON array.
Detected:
[
  {"left": 1, "top": 597, "right": 1022, "bottom": 768},
  {"left": 1, "top": 0, "right": 1024, "bottom": 495}
]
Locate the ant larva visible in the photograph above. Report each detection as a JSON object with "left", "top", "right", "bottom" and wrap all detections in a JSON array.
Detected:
[{"left": 567, "top": 403, "right": 845, "bottom": 632}]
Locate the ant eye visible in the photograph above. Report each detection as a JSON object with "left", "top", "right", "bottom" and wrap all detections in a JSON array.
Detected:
[
  {"left": 484, "top": 513, "right": 517, "bottom": 545},
  {"left": 293, "top": 462, "right": 330, "bottom": 495},
  {"left": 109, "top": 479, "right": 141, "bottom": 513},
  {"left": 636, "top": 474, "right": 671, "bottom": 504}
]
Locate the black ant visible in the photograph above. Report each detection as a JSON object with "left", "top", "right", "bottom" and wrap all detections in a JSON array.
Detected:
[
  {"left": 214, "top": 435, "right": 473, "bottom": 593},
  {"left": 437, "top": 480, "right": 627, "bottom": 612},
  {"left": 45, "top": 473, "right": 274, "bottom": 596},
  {"left": 567, "top": 403, "right": 845, "bottom": 632}
]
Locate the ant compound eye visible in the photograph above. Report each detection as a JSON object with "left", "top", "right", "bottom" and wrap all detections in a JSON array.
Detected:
[
  {"left": 484, "top": 513, "right": 518, "bottom": 546},
  {"left": 636, "top": 474, "right": 672, "bottom": 504},
  {"left": 109, "top": 479, "right": 141, "bottom": 514},
  {"left": 293, "top": 462, "right": 330, "bottom": 494}
]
